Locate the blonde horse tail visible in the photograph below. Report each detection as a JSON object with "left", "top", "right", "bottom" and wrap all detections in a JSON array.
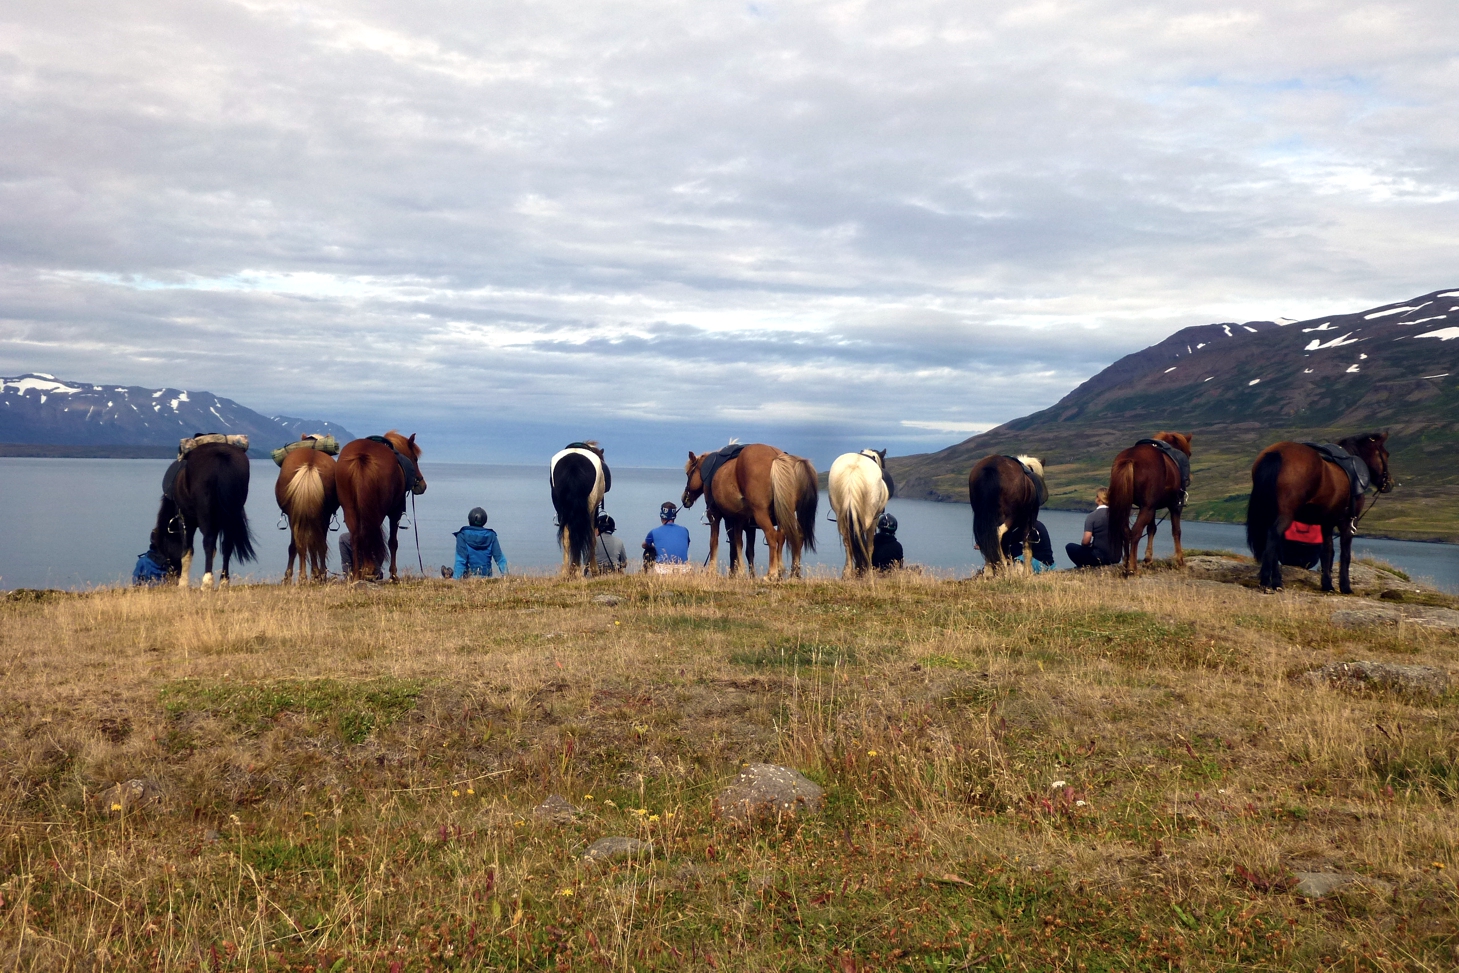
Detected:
[
  {"left": 772, "top": 454, "right": 818, "bottom": 553},
  {"left": 285, "top": 461, "right": 327, "bottom": 562}
]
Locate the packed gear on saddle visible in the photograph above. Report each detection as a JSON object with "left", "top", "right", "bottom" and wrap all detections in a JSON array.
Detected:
[
  {"left": 595, "top": 514, "right": 627, "bottom": 573},
  {"left": 132, "top": 547, "right": 171, "bottom": 586},
  {"left": 366, "top": 435, "right": 426, "bottom": 495},
  {"left": 178, "top": 433, "right": 249, "bottom": 458},
  {"left": 1008, "top": 456, "right": 1049, "bottom": 506},
  {"left": 697, "top": 443, "right": 747, "bottom": 514},
  {"left": 1301, "top": 442, "right": 1370, "bottom": 518},
  {"left": 270, "top": 434, "right": 340, "bottom": 466},
  {"left": 452, "top": 507, "right": 507, "bottom": 578},
  {"left": 1136, "top": 438, "right": 1191, "bottom": 506},
  {"left": 872, "top": 513, "right": 904, "bottom": 571},
  {"left": 1002, "top": 519, "right": 1055, "bottom": 572}
]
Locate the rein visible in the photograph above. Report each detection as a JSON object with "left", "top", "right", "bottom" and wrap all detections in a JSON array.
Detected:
[{"left": 410, "top": 491, "right": 425, "bottom": 577}]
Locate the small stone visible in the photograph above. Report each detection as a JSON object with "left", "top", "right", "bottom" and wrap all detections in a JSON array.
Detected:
[
  {"left": 1331, "top": 608, "right": 1401, "bottom": 628},
  {"left": 582, "top": 836, "right": 651, "bottom": 864},
  {"left": 1304, "top": 661, "right": 1452, "bottom": 697},
  {"left": 1293, "top": 871, "right": 1355, "bottom": 899},
  {"left": 715, "top": 763, "right": 824, "bottom": 824},
  {"left": 96, "top": 778, "right": 163, "bottom": 812},
  {"left": 203, "top": 829, "right": 221, "bottom": 842},
  {"left": 533, "top": 794, "right": 581, "bottom": 824},
  {"left": 592, "top": 594, "right": 622, "bottom": 606}
]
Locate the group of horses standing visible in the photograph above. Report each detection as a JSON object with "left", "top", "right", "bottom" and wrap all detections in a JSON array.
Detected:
[{"left": 152, "top": 421, "right": 1393, "bottom": 596}]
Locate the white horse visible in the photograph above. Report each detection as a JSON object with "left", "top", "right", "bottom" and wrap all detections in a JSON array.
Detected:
[{"left": 828, "top": 449, "right": 892, "bottom": 578}]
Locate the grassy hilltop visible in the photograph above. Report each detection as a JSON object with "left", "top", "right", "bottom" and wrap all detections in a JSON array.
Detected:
[{"left": 2, "top": 568, "right": 1457, "bottom": 971}]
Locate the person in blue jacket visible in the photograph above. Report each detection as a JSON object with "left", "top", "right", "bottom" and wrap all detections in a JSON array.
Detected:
[
  {"left": 452, "top": 507, "right": 507, "bottom": 578},
  {"left": 643, "top": 501, "right": 692, "bottom": 572}
]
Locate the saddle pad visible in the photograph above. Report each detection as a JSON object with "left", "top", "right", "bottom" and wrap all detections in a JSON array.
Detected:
[
  {"left": 1301, "top": 442, "right": 1369, "bottom": 505},
  {"left": 699, "top": 443, "right": 748, "bottom": 513},
  {"left": 1136, "top": 438, "right": 1191, "bottom": 490},
  {"left": 1008, "top": 457, "right": 1049, "bottom": 507},
  {"left": 178, "top": 433, "right": 248, "bottom": 457}
]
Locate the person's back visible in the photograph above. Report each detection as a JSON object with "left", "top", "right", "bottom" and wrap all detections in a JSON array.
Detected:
[
  {"left": 454, "top": 507, "right": 508, "bottom": 578},
  {"left": 1085, "top": 506, "right": 1114, "bottom": 561},
  {"left": 1066, "top": 490, "right": 1116, "bottom": 568},
  {"left": 1002, "top": 519, "right": 1055, "bottom": 571},
  {"left": 645, "top": 522, "right": 690, "bottom": 563},
  {"left": 594, "top": 515, "right": 627, "bottom": 573},
  {"left": 871, "top": 513, "right": 903, "bottom": 570}
]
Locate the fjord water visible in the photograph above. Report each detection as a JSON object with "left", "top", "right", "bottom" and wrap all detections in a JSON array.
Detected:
[{"left": 2, "top": 457, "right": 1456, "bottom": 592}]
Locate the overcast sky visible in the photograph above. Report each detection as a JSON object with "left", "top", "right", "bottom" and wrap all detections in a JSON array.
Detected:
[{"left": 2, "top": 0, "right": 1456, "bottom": 466}]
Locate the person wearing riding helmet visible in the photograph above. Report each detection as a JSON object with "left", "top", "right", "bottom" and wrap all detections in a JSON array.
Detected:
[
  {"left": 643, "top": 501, "right": 692, "bottom": 573},
  {"left": 872, "top": 513, "right": 904, "bottom": 571},
  {"left": 594, "top": 513, "right": 627, "bottom": 573},
  {"left": 451, "top": 507, "right": 507, "bottom": 579}
]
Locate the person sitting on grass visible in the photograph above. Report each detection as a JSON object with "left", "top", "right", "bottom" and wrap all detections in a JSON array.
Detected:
[
  {"left": 872, "top": 513, "right": 904, "bottom": 571},
  {"left": 1280, "top": 520, "right": 1323, "bottom": 570},
  {"left": 1065, "top": 488, "right": 1117, "bottom": 568},
  {"left": 594, "top": 514, "right": 628, "bottom": 573},
  {"left": 1002, "top": 518, "right": 1055, "bottom": 572},
  {"left": 643, "top": 501, "right": 692, "bottom": 574},
  {"left": 451, "top": 507, "right": 507, "bottom": 579}
]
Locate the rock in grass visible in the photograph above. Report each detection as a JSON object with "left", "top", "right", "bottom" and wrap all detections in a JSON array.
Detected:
[
  {"left": 592, "top": 594, "right": 622, "bottom": 606},
  {"left": 582, "top": 836, "right": 651, "bottom": 864},
  {"left": 1304, "top": 661, "right": 1451, "bottom": 697},
  {"left": 715, "top": 763, "right": 824, "bottom": 824},
  {"left": 1408, "top": 608, "right": 1459, "bottom": 631},
  {"left": 1331, "top": 608, "right": 1402, "bottom": 628},
  {"left": 96, "top": 778, "right": 163, "bottom": 813},
  {"left": 1292, "top": 872, "right": 1354, "bottom": 898},
  {"left": 533, "top": 794, "right": 581, "bottom": 824}
]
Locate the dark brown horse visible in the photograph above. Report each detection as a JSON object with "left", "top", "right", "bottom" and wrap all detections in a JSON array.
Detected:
[
  {"left": 682, "top": 443, "right": 818, "bottom": 579},
  {"left": 1246, "top": 433, "right": 1392, "bottom": 594},
  {"left": 1107, "top": 431, "right": 1193, "bottom": 576},
  {"left": 275, "top": 444, "right": 339, "bottom": 583},
  {"left": 336, "top": 432, "right": 426, "bottom": 582},
  {"left": 968, "top": 454, "right": 1045, "bottom": 576},
  {"left": 153, "top": 441, "right": 256, "bottom": 589}
]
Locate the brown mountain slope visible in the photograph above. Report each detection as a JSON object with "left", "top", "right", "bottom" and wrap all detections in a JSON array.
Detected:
[{"left": 888, "top": 289, "right": 1459, "bottom": 541}]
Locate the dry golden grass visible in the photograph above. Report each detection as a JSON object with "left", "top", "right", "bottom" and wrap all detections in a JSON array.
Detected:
[{"left": 0, "top": 567, "right": 1456, "bottom": 971}]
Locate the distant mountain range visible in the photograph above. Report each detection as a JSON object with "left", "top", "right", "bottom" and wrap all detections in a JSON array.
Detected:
[
  {"left": 0, "top": 374, "right": 356, "bottom": 456},
  {"left": 888, "top": 288, "right": 1459, "bottom": 542}
]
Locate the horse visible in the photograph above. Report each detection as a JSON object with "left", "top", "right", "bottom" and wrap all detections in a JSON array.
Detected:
[
  {"left": 968, "top": 454, "right": 1045, "bottom": 576},
  {"left": 1107, "top": 431, "right": 1193, "bottom": 577},
  {"left": 1246, "top": 433, "right": 1392, "bottom": 594},
  {"left": 829, "top": 449, "right": 893, "bottom": 577},
  {"left": 550, "top": 442, "right": 610, "bottom": 577},
  {"left": 152, "top": 441, "right": 256, "bottom": 589},
  {"left": 336, "top": 431, "right": 426, "bottom": 582},
  {"left": 682, "top": 443, "right": 818, "bottom": 579},
  {"left": 275, "top": 444, "right": 339, "bottom": 583}
]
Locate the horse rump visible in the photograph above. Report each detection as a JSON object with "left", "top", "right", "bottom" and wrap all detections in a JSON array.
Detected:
[
  {"left": 552, "top": 452, "right": 599, "bottom": 567},
  {"left": 283, "top": 460, "right": 329, "bottom": 561},
  {"left": 770, "top": 453, "right": 818, "bottom": 552},
  {"left": 968, "top": 459, "right": 1006, "bottom": 565},
  {"left": 1246, "top": 450, "right": 1284, "bottom": 559},
  {"left": 1106, "top": 455, "right": 1136, "bottom": 566},
  {"left": 338, "top": 448, "right": 391, "bottom": 577},
  {"left": 190, "top": 444, "right": 256, "bottom": 564}
]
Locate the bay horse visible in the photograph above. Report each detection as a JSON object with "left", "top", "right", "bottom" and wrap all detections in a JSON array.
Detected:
[
  {"left": 968, "top": 454, "right": 1045, "bottom": 576},
  {"left": 1247, "top": 433, "right": 1391, "bottom": 594},
  {"left": 682, "top": 443, "right": 818, "bottom": 579},
  {"left": 275, "top": 444, "right": 339, "bottom": 583},
  {"left": 550, "top": 442, "right": 610, "bottom": 577},
  {"left": 829, "top": 449, "right": 893, "bottom": 577},
  {"left": 153, "top": 441, "right": 256, "bottom": 589},
  {"left": 336, "top": 432, "right": 426, "bottom": 582},
  {"left": 1107, "top": 431, "right": 1193, "bottom": 577}
]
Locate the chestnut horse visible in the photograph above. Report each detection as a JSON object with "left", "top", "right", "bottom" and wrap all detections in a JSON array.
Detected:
[
  {"left": 1107, "top": 431, "right": 1193, "bottom": 576},
  {"left": 336, "top": 432, "right": 426, "bottom": 582},
  {"left": 682, "top": 443, "right": 818, "bottom": 579},
  {"left": 1246, "top": 433, "right": 1391, "bottom": 594},
  {"left": 275, "top": 444, "right": 339, "bottom": 583},
  {"left": 969, "top": 454, "right": 1045, "bottom": 576},
  {"left": 153, "top": 441, "right": 256, "bottom": 589}
]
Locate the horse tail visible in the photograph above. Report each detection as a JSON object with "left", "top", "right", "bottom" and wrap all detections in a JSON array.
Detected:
[
  {"left": 1247, "top": 450, "right": 1283, "bottom": 558},
  {"left": 341, "top": 452, "right": 388, "bottom": 574},
  {"left": 772, "top": 454, "right": 818, "bottom": 553},
  {"left": 216, "top": 453, "right": 256, "bottom": 564},
  {"left": 1107, "top": 455, "right": 1135, "bottom": 565},
  {"left": 969, "top": 462, "right": 1003, "bottom": 564},
  {"left": 552, "top": 454, "right": 597, "bottom": 569},
  {"left": 831, "top": 461, "right": 873, "bottom": 572},
  {"left": 284, "top": 461, "right": 327, "bottom": 558}
]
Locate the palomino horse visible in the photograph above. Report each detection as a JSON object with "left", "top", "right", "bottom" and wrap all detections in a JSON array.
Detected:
[
  {"left": 682, "top": 443, "right": 818, "bottom": 579},
  {"left": 968, "top": 454, "right": 1046, "bottom": 575},
  {"left": 336, "top": 432, "right": 426, "bottom": 582},
  {"left": 550, "top": 442, "right": 611, "bottom": 577},
  {"left": 829, "top": 449, "right": 893, "bottom": 577},
  {"left": 275, "top": 444, "right": 339, "bottom": 583},
  {"left": 1107, "top": 431, "right": 1193, "bottom": 576},
  {"left": 1247, "top": 433, "right": 1391, "bottom": 594},
  {"left": 153, "top": 441, "right": 256, "bottom": 588}
]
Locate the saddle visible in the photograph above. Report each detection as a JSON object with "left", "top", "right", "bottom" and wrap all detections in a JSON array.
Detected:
[
  {"left": 1136, "top": 438, "right": 1191, "bottom": 507},
  {"left": 367, "top": 435, "right": 425, "bottom": 495},
  {"left": 270, "top": 434, "right": 339, "bottom": 466},
  {"left": 1302, "top": 442, "right": 1370, "bottom": 513},
  {"left": 699, "top": 443, "right": 748, "bottom": 515},
  {"left": 1008, "top": 457, "right": 1048, "bottom": 507},
  {"left": 178, "top": 432, "right": 248, "bottom": 458}
]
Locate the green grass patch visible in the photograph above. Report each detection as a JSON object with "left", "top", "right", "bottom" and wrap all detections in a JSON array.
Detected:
[
  {"left": 1038, "top": 608, "right": 1208, "bottom": 668},
  {"left": 159, "top": 677, "right": 423, "bottom": 743},
  {"left": 729, "top": 638, "right": 856, "bottom": 668}
]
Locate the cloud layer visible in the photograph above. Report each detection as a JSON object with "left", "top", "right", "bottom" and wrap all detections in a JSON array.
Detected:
[{"left": 2, "top": 0, "right": 1457, "bottom": 464}]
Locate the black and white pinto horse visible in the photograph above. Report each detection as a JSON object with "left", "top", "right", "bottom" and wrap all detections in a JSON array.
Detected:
[
  {"left": 550, "top": 442, "right": 611, "bottom": 577},
  {"left": 153, "top": 442, "right": 257, "bottom": 588}
]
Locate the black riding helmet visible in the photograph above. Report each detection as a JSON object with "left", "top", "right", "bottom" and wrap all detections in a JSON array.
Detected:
[
  {"left": 468, "top": 507, "right": 488, "bottom": 527},
  {"left": 596, "top": 514, "right": 616, "bottom": 533},
  {"left": 878, "top": 513, "right": 898, "bottom": 534}
]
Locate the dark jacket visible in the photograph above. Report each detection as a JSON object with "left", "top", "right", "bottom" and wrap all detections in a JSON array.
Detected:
[
  {"left": 454, "top": 526, "right": 507, "bottom": 578},
  {"left": 1001, "top": 520, "right": 1054, "bottom": 565},
  {"left": 872, "top": 531, "right": 904, "bottom": 570}
]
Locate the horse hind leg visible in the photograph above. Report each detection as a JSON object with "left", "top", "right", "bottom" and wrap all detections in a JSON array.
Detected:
[
  {"left": 201, "top": 530, "right": 218, "bottom": 589},
  {"left": 388, "top": 516, "right": 401, "bottom": 582},
  {"left": 284, "top": 534, "right": 298, "bottom": 585},
  {"left": 179, "top": 549, "right": 193, "bottom": 589},
  {"left": 1143, "top": 518, "right": 1157, "bottom": 565},
  {"left": 1170, "top": 510, "right": 1185, "bottom": 567},
  {"left": 1338, "top": 528, "right": 1354, "bottom": 595}
]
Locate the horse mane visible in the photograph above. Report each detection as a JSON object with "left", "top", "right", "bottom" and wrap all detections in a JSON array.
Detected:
[
  {"left": 382, "top": 430, "right": 421, "bottom": 460},
  {"left": 1337, "top": 431, "right": 1387, "bottom": 452},
  {"left": 859, "top": 448, "right": 885, "bottom": 468},
  {"left": 1015, "top": 455, "right": 1044, "bottom": 478},
  {"left": 1152, "top": 431, "right": 1194, "bottom": 455}
]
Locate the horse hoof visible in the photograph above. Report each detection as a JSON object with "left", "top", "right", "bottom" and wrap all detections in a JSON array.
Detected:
[{"left": 201, "top": 572, "right": 214, "bottom": 588}]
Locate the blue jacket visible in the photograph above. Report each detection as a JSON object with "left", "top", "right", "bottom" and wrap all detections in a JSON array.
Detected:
[
  {"left": 644, "top": 523, "right": 691, "bottom": 563},
  {"left": 454, "top": 526, "right": 507, "bottom": 578}
]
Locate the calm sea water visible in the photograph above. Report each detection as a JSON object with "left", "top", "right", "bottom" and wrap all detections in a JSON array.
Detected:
[{"left": 2, "top": 458, "right": 1456, "bottom": 591}]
